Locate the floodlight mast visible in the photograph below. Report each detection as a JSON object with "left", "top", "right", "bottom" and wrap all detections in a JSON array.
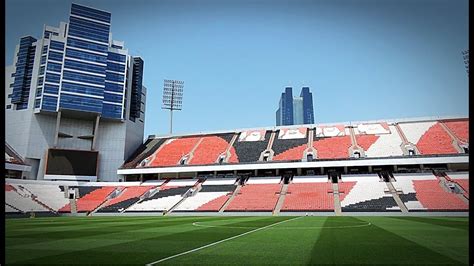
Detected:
[
  {"left": 162, "top": 79, "right": 184, "bottom": 134},
  {"left": 462, "top": 50, "right": 469, "bottom": 75}
]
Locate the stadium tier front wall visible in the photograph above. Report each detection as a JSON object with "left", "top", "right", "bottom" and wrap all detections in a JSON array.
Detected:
[{"left": 117, "top": 155, "right": 469, "bottom": 176}]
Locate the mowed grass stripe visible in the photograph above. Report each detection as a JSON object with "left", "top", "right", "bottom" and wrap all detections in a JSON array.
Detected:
[
  {"left": 7, "top": 216, "right": 288, "bottom": 264},
  {"left": 359, "top": 216, "right": 468, "bottom": 264},
  {"left": 160, "top": 216, "right": 327, "bottom": 265},
  {"left": 6, "top": 216, "right": 252, "bottom": 263},
  {"left": 147, "top": 216, "right": 302, "bottom": 265},
  {"left": 308, "top": 217, "right": 463, "bottom": 265},
  {"left": 5, "top": 216, "right": 469, "bottom": 265}
]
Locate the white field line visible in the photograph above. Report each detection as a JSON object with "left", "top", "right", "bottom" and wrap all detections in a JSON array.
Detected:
[
  {"left": 145, "top": 216, "right": 303, "bottom": 265},
  {"left": 192, "top": 221, "right": 371, "bottom": 230}
]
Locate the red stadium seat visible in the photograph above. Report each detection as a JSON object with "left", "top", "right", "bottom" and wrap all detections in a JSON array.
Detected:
[{"left": 225, "top": 184, "right": 281, "bottom": 211}]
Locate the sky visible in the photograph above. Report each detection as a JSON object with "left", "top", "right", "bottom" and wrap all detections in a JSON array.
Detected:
[{"left": 5, "top": 0, "right": 469, "bottom": 138}]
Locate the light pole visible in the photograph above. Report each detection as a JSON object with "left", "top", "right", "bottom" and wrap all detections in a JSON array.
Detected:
[
  {"left": 162, "top": 79, "right": 184, "bottom": 134},
  {"left": 462, "top": 50, "right": 469, "bottom": 75}
]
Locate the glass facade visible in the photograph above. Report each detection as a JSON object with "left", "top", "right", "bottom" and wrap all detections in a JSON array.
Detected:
[
  {"left": 10, "top": 3, "right": 144, "bottom": 121},
  {"left": 129, "top": 57, "right": 144, "bottom": 121},
  {"left": 11, "top": 36, "right": 37, "bottom": 109},
  {"left": 276, "top": 87, "right": 314, "bottom": 126}
]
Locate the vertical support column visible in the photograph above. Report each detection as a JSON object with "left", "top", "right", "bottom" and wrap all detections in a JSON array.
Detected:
[
  {"left": 254, "top": 169, "right": 258, "bottom": 176},
  {"left": 276, "top": 169, "right": 280, "bottom": 176},
  {"left": 140, "top": 174, "right": 144, "bottom": 183},
  {"left": 368, "top": 166, "right": 373, "bottom": 173},
  {"left": 297, "top": 168, "right": 302, "bottom": 176},
  {"left": 53, "top": 111, "right": 62, "bottom": 147},
  {"left": 344, "top": 166, "right": 348, "bottom": 174},
  {"left": 92, "top": 115, "right": 100, "bottom": 150}
]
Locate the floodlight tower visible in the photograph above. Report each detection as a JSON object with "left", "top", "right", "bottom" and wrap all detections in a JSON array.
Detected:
[
  {"left": 162, "top": 79, "right": 184, "bottom": 134},
  {"left": 462, "top": 49, "right": 469, "bottom": 75}
]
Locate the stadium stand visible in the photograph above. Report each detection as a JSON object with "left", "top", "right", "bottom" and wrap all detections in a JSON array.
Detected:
[
  {"left": 98, "top": 186, "right": 155, "bottom": 212},
  {"left": 272, "top": 130, "right": 308, "bottom": 161},
  {"left": 232, "top": 131, "right": 271, "bottom": 163},
  {"left": 6, "top": 185, "right": 50, "bottom": 213},
  {"left": 225, "top": 177, "right": 281, "bottom": 211},
  {"left": 365, "top": 125, "right": 404, "bottom": 157},
  {"left": 416, "top": 123, "right": 458, "bottom": 155},
  {"left": 312, "top": 135, "right": 352, "bottom": 159},
  {"left": 20, "top": 184, "right": 69, "bottom": 211},
  {"left": 445, "top": 172, "right": 469, "bottom": 197},
  {"left": 147, "top": 137, "right": 201, "bottom": 166},
  {"left": 61, "top": 186, "right": 116, "bottom": 213},
  {"left": 340, "top": 175, "right": 400, "bottom": 212},
  {"left": 127, "top": 179, "right": 197, "bottom": 212},
  {"left": 413, "top": 179, "right": 468, "bottom": 211},
  {"left": 176, "top": 182, "right": 237, "bottom": 211},
  {"left": 354, "top": 135, "right": 379, "bottom": 153},
  {"left": 281, "top": 176, "right": 334, "bottom": 211},
  {"left": 188, "top": 134, "right": 235, "bottom": 165},
  {"left": 392, "top": 174, "right": 433, "bottom": 211},
  {"left": 444, "top": 120, "right": 469, "bottom": 143}
]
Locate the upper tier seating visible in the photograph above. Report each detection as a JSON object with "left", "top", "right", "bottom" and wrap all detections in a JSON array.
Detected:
[
  {"left": 232, "top": 131, "right": 271, "bottom": 162},
  {"left": 20, "top": 184, "right": 69, "bottom": 211},
  {"left": 148, "top": 137, "right": 201, "bottom": 166},
  {"left": 272, "top": 131, "right": 308, "bottom": 161},
  {"left": 312, "top": 136, "right": 352, "bottom": 159},
  {"left": 340, "top": 175, "right": 400, "bottom": 212},
  {"left": 416, "top": 123, "right": 457, "bottom": 155},
  {"left": 189, "top": 134, "right": 234, "bottom": 165},
  {"left": 413, "top": 180, "right": 468, "bottom": 211},
  {"left": 6, "top": 186, "right": 49, "bottom": 213},
  {"left": 98, "top": 186, "right": 155, "bottom": 212},
  {"left": 399, "top": 121, "right": 436, "bottom": 146},
  {"left": 281, "top": 179, "right": 334, "bottom": 211},
  {"left": 444, "top": 121, "right": 469, "bottom": 143},
  {"left": 365, "top": 125, "right": 404, "bottom": 157},
  {"left": 127, "top": 185, "right": 192, "bottom": 212},
  {"left": 226, "top": 181, "right": 281, "bottom": 211},
  {"left": 392, "top": 174, "right": 436, "bottom": 211},
  {"left": 355, "top": 135, "right": 379, "bottom": 152},
  {"left": 176, "top": 185, "right": 237, "bottom": 211}
]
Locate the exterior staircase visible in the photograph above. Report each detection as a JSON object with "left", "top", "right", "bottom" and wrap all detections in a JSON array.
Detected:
[{"left": 273, "top": 183, "right": 289, "bottom": 215}]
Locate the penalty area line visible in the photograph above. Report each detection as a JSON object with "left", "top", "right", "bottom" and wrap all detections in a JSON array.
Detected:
[{"left": 145, "top": 216, "right": 303, "bottom": 265}]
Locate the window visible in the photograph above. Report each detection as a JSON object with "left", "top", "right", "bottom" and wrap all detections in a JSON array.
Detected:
[
  {"left": 48, "top": 51, "right": 64, "bottom": 62},
  {"left": 64, "top": 59, "right": 106, "bottom": 74},
  {"left": 45, "top": 73, "right": 61, "bottom": 83},
  {"left": 50, "top": 40, "right": 65, "bottom": 51},
  {"left": 63, "top": 70, "right": 104, "bottom": 85},
  {"left": 6, "top": 105, "right": 11, "bottom": 109},
  {"left": 66, "top": 48, "right": 106, "bottom": 63},
  {"left": 67, "top": 37, "right": 108, "bottom": 53},
  {"left": 47, "top": 62, "right": 62, "bottom": 72},
  {"left": 107, "top": 52, "right": 126, "bottom": 63},
  {"left": 106, "top": 72, "right": 124, "bottom": 83},
  {"left": 61, "top": 82, "right": 102, "bottom": 96}
]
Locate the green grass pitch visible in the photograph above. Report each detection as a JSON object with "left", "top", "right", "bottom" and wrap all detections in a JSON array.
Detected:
[{"left": 5, "top": 215, "right": 468, "bottom": 265}]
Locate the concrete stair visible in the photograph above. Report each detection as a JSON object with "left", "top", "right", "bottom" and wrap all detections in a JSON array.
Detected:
[
  {"left": 385, "top": 181, "right": 408, "bottom": 213},
  {"left": 332, "top": 183, "right": 342, "bottom": 216},
  {"left": 219, "top": 185, "right": 241, "bottom": 212},
  {"left": 273, "top": 184, "right": 289, "bottom": 215}
]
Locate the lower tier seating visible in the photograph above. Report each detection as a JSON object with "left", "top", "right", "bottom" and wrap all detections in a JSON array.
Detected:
[
  {"left": 127, "top": 186, "right": 192, "bottom": 212},
  {"left": 341, "top": 176, "right": 400, "bottom": 212},
  {"left": 5, "top": 189, "right": 49, "bottom": 213},
  {"left": 98, "top": 186, "right": 155, "bottom": 212},
  {"left": 392, "top": 174, "right": 433, "bottom": 211},
  {"left": 225, "top": 184, "right": 281, "bottom": 211},
  {"left": 21, "top": 184, "right": 69, "bottom": 211},
  {"left": 413, "top": 180, "right": 468, "bottom": 211},
  {"left": 60, "top": 186, "right": 116, "bottom": 213},
  {"left": 175, "top": 185, "right": 236, "bottom": 211},
  {"left": 281, "top": 182, "right": 334, "bottom": 211}
]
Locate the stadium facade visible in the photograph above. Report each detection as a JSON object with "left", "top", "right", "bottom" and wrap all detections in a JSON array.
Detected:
[
  {"left": 276, "top": 86, "right": 314, "bottom": 126},
  {"left": 5, "top": 3, "right": 146, "bottom": 182}
]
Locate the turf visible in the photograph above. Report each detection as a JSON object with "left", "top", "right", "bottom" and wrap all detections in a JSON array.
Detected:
[{"left": 5, "top": 215, "right": 468, "bottom": 265}]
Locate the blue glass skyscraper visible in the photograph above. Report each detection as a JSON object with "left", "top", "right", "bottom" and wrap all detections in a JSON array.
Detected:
[
  {"left": 276, "top": 87, "right": 314, "bottom": 126},
  {"left": 5, "top": 3, "right": 147, "bottom": 182}
]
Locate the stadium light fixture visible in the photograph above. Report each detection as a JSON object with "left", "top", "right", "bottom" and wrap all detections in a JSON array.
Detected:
[
  {"left": 162, "top": 79, "right": 184, "bottom": 134},
  {"left": 462, "top": 49, "right": 469, "bottom": 75}
]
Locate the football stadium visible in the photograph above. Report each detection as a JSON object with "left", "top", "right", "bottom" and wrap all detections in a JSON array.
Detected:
[
  {"left": 4, "top": 1, "right": 469, "bottom": 265},
  {"left": 5, "top": 117, "right": 470, "bottom": 264}
]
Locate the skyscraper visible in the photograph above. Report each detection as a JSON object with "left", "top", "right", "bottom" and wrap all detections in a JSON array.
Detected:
[
  {"left": 276, "top": 86, "right": 314, "bottom": 126},
  {"left": 5, "top": 3, "right": 146, "bottom": 182}
]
